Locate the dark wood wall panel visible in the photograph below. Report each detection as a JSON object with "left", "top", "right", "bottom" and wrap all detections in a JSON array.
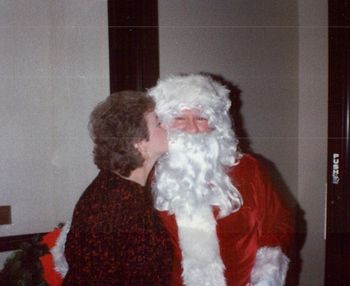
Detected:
[
  {"left": 108, "top": 0, "right": 159, "bottom": 92},
  {"left": 326, "top": 1, "right": 350, "bottom": 285}
]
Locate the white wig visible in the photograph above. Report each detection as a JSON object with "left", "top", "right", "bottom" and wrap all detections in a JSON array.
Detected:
[{"left": 148, "top": 74, "right": 231, "bottom": 126}]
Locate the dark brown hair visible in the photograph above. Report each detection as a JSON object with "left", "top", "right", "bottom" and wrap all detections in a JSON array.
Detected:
[{"left": 89, "top": 91, "right": 155, "bottom": 176}]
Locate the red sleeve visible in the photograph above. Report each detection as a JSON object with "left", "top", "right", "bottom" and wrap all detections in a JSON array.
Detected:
[
  {"left": 252, "top": 157, "right": 294, "bottom": 253},
  {"left": 231, "top": 154, "right": 294, "bottom": 254}
]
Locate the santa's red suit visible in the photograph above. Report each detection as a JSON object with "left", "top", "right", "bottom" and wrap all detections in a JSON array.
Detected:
[{"left": 158, "top": 154, "right": 294, "bottom": 286}]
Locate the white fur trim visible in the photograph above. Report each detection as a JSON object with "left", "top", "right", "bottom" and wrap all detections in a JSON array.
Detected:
[
  {"left": 176, "top": 206, "right": 226, "bottom": 286},
  {"left": 148, "top": 74, "right": 231, "bottom": 127},
  {"left": 250, "top": 247, "right": 289, "bottom": 286},
  {"left": 50, "top": 221, "right": 70, "bottom": 278}
]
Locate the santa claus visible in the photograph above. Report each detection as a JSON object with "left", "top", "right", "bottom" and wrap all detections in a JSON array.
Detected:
[{"left": 148, "top": 74, "right": 294, "bottom": 286}]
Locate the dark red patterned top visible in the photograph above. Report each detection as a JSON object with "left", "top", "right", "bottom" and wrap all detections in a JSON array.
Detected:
[{"left": 63, "top": 171, "right": 173, "bottom": 286}]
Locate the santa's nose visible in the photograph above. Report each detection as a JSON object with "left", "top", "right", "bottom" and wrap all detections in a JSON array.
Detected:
[{"left": 185, "top": 119, "right": 200, "bottom": 133}]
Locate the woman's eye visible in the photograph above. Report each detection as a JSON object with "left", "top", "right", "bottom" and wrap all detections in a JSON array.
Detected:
[{"left": 175, "top": 117, "right": 185, "bottom": 121}]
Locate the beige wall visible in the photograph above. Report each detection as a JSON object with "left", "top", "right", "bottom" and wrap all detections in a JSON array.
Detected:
[
  {"left": 0, "top": 0, "right": 109, "bottom": 264},
  {"left": 159, "top": 0, "right": 327, "bottom": 285},
  {"left": 159, "top": 0, "right": 299, "bottom": 198}
]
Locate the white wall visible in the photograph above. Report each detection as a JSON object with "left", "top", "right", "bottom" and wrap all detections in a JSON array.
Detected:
[
  {"left": 0, "top": 0, "right": 109, "bottom": 238},
  {"left": 298, "top": 0, "right": 328, "bottom": 285},
  {"left": 159, "top": 0, "right": 327, "bottom": 285}
]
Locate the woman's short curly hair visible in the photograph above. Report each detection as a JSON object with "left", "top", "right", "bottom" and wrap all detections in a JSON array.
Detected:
[{"left": 89, "top": 91, "right": 155, "bottom": 176}]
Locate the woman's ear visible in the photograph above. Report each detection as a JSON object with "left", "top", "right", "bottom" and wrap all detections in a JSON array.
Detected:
[{"left": 134, "top": 140, "right": 149, "bottom": 159}]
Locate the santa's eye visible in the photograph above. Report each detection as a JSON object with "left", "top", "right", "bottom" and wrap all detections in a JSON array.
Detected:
[{"left": 174, "top": 117, "right": 186, "bottom": 121}]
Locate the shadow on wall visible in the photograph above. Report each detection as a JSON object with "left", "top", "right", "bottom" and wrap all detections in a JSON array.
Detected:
[
  {"left": 208, "top": 73, "right": 252, "bottom": 153},
  {"left": 203, "top": 72, "right": 307, "bottom": 286}
]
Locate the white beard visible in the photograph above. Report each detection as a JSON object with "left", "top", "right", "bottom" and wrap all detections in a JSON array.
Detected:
[
  {"left": 153, "top": 130, "right": 242, "bottom": 218},
  {"left": 152, "top": 130, "right": 243, "bottom": 286}
]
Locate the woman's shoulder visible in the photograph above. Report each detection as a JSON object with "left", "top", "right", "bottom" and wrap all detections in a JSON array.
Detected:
[
  {"left": 74, "top": 172, "right": 108, "bottom": 204},
  {"left": 77, "top": 171, "right": 131, "bottom": 201},
  {"left": 71, "top": 172, "right": 119, "bottom": 219},
  {"left": 71, "top": 171, "right": 147, "bottom": 224}
]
